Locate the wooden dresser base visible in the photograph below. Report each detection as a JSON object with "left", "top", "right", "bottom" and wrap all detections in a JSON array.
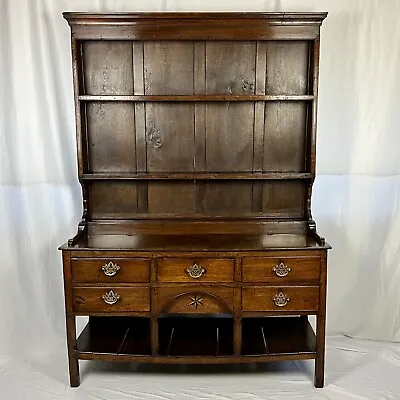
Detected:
[{"left": 62, "top": 243, "right": 328, "bottom": 388}]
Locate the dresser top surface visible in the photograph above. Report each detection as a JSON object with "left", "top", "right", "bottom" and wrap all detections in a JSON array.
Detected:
[{"left": 63, "top": 232, "right": 328, "bottom": 251}]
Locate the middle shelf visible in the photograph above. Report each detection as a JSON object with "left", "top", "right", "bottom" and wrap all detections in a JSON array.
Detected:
[{"left": 81, "top": 172, "right": 313, "bottom": 181}]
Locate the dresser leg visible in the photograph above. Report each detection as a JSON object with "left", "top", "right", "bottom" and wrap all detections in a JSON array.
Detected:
[
  {"left": 151, "top": 317, "right": 159, "bottom": 356},
  {"left": 314, "top": 315, "right": 326, "bottom": 388},
  {"left": 234, "top": 318, "right": 242, "bottom": 355},
  {"left": 66, "top": 315, "right": 80, "bottom": 387}
]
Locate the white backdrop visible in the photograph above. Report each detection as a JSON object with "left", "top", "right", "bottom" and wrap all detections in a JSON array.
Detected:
[{"left": 1, "top": 0, "right": 400, "bottom": 368}]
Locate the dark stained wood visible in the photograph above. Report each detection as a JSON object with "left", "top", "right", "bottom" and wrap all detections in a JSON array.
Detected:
[
  {"left": 262, "top": 181, "right": 306, "bottom": 217},
  {"left": 61, "top": 12, "right": 329, "bottom": 388},
  {"left": 205, "top": 103, "right": 254, "bottom": 172},
  {"left": 157, "top": 286, "right": 234, "bottom": 314},
  {"left": 242, "top": 256, "right": 320, "bottom": 284},
  {"left": 158, "top": 317, "right": 234, "bottom": 356},
  {"left": 157, "top": 258, "right": 234, "bottom": 283},
  {"left": 71, "top": 258, "right": 150, "bottom": 283},
  {"left": 206, "top": 42, "right": 256, "bottom": 94},
  {"left": 242, "top": 317, "right": 316, "bottom": 355},
  {"left": 76, "top": 352, "right": 316, "bottom": 363},
  {"left": 77, "top": 317, "right": 151, "bottom": 355},
  {"left": 266, "top": 41, "right": 310, "bottom": 95},
  {"left": 90, "top": 182, "right": 137, "bottom": 218},
  {"left": 70, "top": 232, "right": 321, "bottom": 251},
  {"left": 86, "top": 102, "right": 136, "bottom": 173},
  {"left": 204, "top": 182, "right": 253, "bottom": 214},
  {"left": 147, "top": 182, "right": 195, "bottom": 214},
  {"left": 146, "top": 103, "right": 195, "bottom": 172},
  {"left": 263, "top": 102, "right": 308, "bottom": 172},
  {"left": 78, "top": 94, "right": 314, "bottom": 101},
  {"left": 144, "top": 42, "right": 194, "bottom": 95},
  {"left": 315, "top": 251, "right": 328, "bottom": 388},
  {"left": 86, "top": 220, "right": 309, "bottom": 237},
  {"left": 63, "top": 13, "right": 326, "bottom": 41},
  {"left": 82, "top": 41, "right": 133, "bottom": 95},
  {"left": 72, "top": 286, "right": 150, "bottom": 312},
  {"left": 62, "top": 252, "right": 80, "bottom": 387},
  {"left": 242, "top": 286, "right": 319, "bottom": 312},
  {"left": 81, "top": 172, "right": 313, "bottom": 180}
]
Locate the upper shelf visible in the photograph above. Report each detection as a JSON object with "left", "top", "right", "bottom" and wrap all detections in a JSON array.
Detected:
[
  {"left": 81, "top": 172, "right": 313, "bottom": 181},
  {"left": 78, "top": 95, "right": 315, "bottom": 102}
]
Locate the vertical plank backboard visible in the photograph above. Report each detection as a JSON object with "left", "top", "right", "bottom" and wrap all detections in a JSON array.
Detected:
[
  {"left": 144, "top": 42, "right": 194, "bottom": 95},
  {"left": 205, "top": 103, "right": 254, "bottom": 172},
  {"left": 90, "top": 182, "right": 138, "bottom": 218},
  {"left": 204, "top": 102, "right": 254, "bottom": 213},
  {"left": 145, "top": 103, "right": 195, "bottom": 172},
  {"left": 82, "top": 41, "right": 134, "bottom": 95},
  {"left": 262, "top": 182, "right": 305, "bottom": 217},
  {"left": 263, "top": 102, "right": 307, "bottom": 172},
  {"left": 147, "top": 183, "right": 195, "bottom": 214},
  {"left": 86, "top": 102, "right": 136, "bottom": 173},
  {"left": 204, "top": 182, "right": 253, "bottom": 214},
  {"left": 206, "top": 42, "right": 256, "bottom": 94},
  {"left": 266, "top": 41, "right": 310, "bottom": 95}
]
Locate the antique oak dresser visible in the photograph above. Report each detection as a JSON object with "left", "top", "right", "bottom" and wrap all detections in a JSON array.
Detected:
[{"left": 60, "top": 12, "right": 330, "bottom": 387}]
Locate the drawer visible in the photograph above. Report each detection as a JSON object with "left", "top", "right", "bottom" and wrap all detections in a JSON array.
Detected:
[
  {"left": 242, "top": 257, "right": 320, "bottom": 284},
  {"left": 157, "top": 258, "right": 234, "bottom": 283},
  {"left": 157, "top": 286, "right": 234, "bottom": 314},
  {"left": 72, "top": 287, "right": 150, "bottom": 312},
  {"left": 71, "top": 258, "right": 150, "bottom": 283},
  {"left": 242, "top": 286, "right": 319, "bottom": 312}
]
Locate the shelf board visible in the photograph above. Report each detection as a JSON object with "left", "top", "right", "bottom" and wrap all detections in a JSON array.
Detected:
[
  {"left": 242, "top": 316, "right": 316, "bottom": 356},
  {"left": 158, "top": 317, "right": 234, "bottom": 357},
  {"left": 77, "top": 316, "right": 151, "bottom": 356},
  {"left": 78, "top": 94, "right": 315, "bottom": 102},
  {"left": 82, "top": 172, "right": 313, "bottom": 181},
  {"left": 76, "top": 316, "right": 316, "bottom": 361}
]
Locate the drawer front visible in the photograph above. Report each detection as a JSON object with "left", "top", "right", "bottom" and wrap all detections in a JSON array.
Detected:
[
  {"left": 72, "top": 287, "right": 150, "bottom": 312},
  {"left": 157, "top": 286, "right": 234, "bottom": 314},
  {"left": 71, "top": 258, "right": 150, "bottom": 283},
  {"left": 242, "top": 257, "right": 320, "bottom": 284},
  {"left": 157, "top": 258, "right": 234, "bottom": 283},
  {"left": 242, "top": 286, "right": 319, "bottom": 312}
]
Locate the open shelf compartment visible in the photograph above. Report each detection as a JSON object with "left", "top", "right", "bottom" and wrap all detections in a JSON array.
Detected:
[
  {"left": 158, "top": 315, "right": 234, "bottom": 356},
  {"left": 242, "top": 316, "right": 316, "bottom": 356},
  {"left": 77, "top": 316, "right": 151, "bottom": 356}
]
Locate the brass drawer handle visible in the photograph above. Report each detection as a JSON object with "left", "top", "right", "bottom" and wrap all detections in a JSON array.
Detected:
[
  {"left": 102, "top": 290, "right": 120, "bottom": 305},
  {"left": 273, "top": 291, "right": 290, "bottom": 307},
  {"left": 273, "top": 262, "right": 291, "bottom": 277},
  {"left": 186, "top": 263, "right": 206, "bottom": 279},
  {"left": 101, "top": 261, "right": 120, "bottom": 277}
]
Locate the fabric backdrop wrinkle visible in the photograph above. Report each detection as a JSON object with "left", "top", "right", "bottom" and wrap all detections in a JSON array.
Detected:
[{"left": 1, "top": 0, "right": 400, "bottom": 363}]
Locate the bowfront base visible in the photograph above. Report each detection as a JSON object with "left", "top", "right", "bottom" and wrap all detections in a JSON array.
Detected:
[{"left": 62, "top": 243, "right": 327, "bottom": 388}]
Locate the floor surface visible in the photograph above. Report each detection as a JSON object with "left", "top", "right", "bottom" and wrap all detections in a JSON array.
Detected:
[{"left": 1, "top": 336, "right": 399, "bottom": 399}]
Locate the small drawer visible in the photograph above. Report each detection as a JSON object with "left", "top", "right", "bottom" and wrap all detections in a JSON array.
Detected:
[
  {"left": 157, "top": 258, "right": 234, "bottom": 283},
  {"left": 71, "top": 258, "right": 150, "bottom": 283},
  {"left": 157, "top": 286, "right": 234, "bottom": 314},
  {"left": 242, "top": 257, "right": 320, "bottom": 284},
  {"left": 242, "top": 286, "right": 319, "bottom": 312},
  {"left": 72, "top": 287, "right": 150, "bottom": 312}
]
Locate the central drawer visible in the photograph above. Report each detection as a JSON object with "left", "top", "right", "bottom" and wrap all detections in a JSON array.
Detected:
[
  {"left": 72, "top": 287, "right": 150, "bottom": 313},
  {"left": 157, "top": 286, "right": 234, "bottom": 314},
  {"left": 157, "top": 258, "right": 234, "bottom": 283}
]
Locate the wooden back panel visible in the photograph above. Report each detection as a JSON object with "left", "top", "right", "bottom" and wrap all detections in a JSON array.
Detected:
[{"left": 64, "top": 13, "right": 326, "bottom": 222}]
